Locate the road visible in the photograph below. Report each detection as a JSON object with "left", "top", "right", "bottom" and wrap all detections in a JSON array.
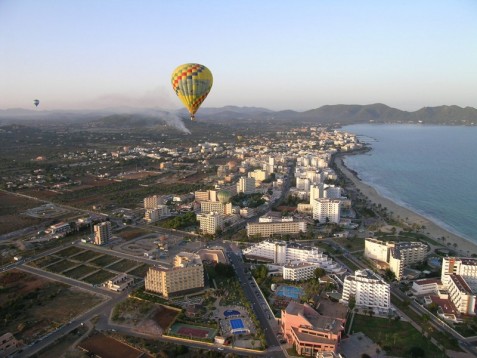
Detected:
[{"left": 224, "top": 243, "right": 287, "bottom": 358}]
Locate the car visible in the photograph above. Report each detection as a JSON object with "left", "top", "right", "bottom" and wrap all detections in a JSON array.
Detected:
[{"left": 218, "top": 347, "right": 224, "bottom": 351}]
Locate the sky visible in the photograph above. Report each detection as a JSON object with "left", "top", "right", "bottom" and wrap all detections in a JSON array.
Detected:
[{"left": 1, "top": 0, "right": 476, "bottom": 112}]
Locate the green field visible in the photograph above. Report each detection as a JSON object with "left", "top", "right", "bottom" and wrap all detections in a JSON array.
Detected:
[
  {"left": 83, "top": 269, "right": 116, "bottom": 285},
  {"left": 108, "top": 259, "right": 140, "bottom": 273},
  {"left": 90, "top": 254, "right": 121, "bottom": 268},
  {"left": 350, "top": 314, "right": 445, "bottom": 357},
  {"left": 56, "top": 246, "right": 85, "bottom": 258},
  {"left": 63, "top": 265, "right": 98, "bottom": 280},
  {"left": 46, "top": 259, "right": 78, "bottom": 274},
  {"left": 70, "top": 250, "right": 103, "bottom": 262},
  {"left": 128, "top": 263, "right": 150, "bottom": 278}
]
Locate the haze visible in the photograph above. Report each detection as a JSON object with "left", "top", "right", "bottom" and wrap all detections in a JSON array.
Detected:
[{"left": 1, "top": 0, "right": 476, "bottom": 111}]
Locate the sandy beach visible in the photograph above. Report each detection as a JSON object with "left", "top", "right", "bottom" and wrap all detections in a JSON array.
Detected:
[{"left": 335, "top": 156, "right": 477, "bottom": 256}]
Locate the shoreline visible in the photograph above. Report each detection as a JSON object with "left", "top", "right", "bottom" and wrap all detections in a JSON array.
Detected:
[{"left": 334, "top": 154, "right": 477, "bottom": 256}]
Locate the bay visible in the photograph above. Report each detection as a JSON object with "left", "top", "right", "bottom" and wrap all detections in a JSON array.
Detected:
[{"left": 342, "top": 124, "right": 477, "bottom": 244}]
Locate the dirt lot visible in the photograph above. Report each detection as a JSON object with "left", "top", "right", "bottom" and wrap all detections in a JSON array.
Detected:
[
  {"left": 0, "top": 191, "right": 44, "bottom": 235},
  {"left": 152, "top": 305, "right": 180, "bottom": 330},
  {"left": 79, "top": 333, "right": 151, "bottom": 358},
  {"left": 116, "top": 227, "right": 152, "bottom": 241},
  {"left": 0, "top": 270, "right": 104, "bottom": 343}
]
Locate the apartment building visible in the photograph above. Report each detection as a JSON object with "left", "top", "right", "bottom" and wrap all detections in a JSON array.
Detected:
[
  {"left": 197, "top": 211, "right": 224, "bottom": 234},
  {"left": 341, "top": 269, "right": 390, "bottom": 312},
  {"left": 145, "top": 252, "right": 204, "bottom": 298},
  {"left": 93, "top": 221, "right": 111, "bottom": 245},
  {"left": 200, "top": 201, "right": 232, "bottom": 215},
  {"left": 281, "top": 301, "right": 345, "bottom": 356},
  {"left": 237, "top": 176, "right": 256, "bottom": 194},
  {"left": 144, "top": 205, "right": 170, "bottom": 223},
  {"left": 143, "top": 195, "right": 163, "bottom": 209},
  {"left": 441, "top": 257, "right": 477, "bottom": 315},
  {"left": 194, "top": 190, "right": 218, "bottom": 202},
  {"left": 312, "top": 198, "right": 340, "bottom": 223}
]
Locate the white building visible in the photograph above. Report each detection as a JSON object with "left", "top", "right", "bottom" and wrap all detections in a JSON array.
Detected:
[
  {"left": 237, "top": 176, "right": 256, "bottom": 194},
  {"left": 144, "top": 205, "right": 170, "bottom": 223},
  {"left": 247, "top": 217, "right": 307, "bottom": 238},
  {"left": 341, "top": 269, "right": 390, "bottom": 312},
  {"left": 200, "top": 201, "right": 232, "bottom": 215},
  {"left": 364, "top": 238, "right": 428, "bottom": 280},
  {"left": 197, "top": 212, "right": 224, "bottom": 234},
  {"left": 441, "top": 257, "right": 477, "bottom": 315},
  {"left": 312, "top": 198, "right": 340, "bottom": 223},
  {"left": 242, "top": 240, "right": 344, "bottom": 279}
]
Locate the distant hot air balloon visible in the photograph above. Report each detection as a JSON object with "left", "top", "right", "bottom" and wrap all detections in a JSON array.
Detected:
[
  {"left": 171, "top": 63, "right": 213, "bottom": 121},
  {"left": 33, "top": 99, "right": 40, "bottom": 107}
]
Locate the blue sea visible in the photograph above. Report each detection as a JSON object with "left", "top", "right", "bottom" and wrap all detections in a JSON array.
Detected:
[{"left": 342, "top": 124, "right": 477, "bottom": 245}]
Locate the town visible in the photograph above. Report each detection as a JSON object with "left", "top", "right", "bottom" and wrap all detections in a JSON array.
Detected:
[{"left": 1, "top": 122, "right": 476, "bottom": 358}]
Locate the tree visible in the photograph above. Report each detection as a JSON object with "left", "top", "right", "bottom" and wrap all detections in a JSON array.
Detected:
[
  {"left": 348, "top": 295, "right": 356, "bottom": 312},
  {"left": 383, "top": 268, "right": 396, "bottom": 283},
  {"left": 313, "top": 267, "right": 326, "bottom": 281}
]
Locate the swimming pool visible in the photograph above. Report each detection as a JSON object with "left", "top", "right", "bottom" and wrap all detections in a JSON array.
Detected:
[
  {"left": 230, "top": 318, "right": 246, "bottom": 334},
  {"left": 275, "top": 285, "right": 303, "bottom": 300},
  {"left": 224, "top": 309, "right": 240, "bottom": 317}
]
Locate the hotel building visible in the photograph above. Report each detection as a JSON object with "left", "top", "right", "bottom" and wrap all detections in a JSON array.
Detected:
[
  {"left": 364, "top": 238, "right": 428, "bottom": 280},
  {"left": 145, "top": 252, "right": 204, "bottom": 298},
  {"left": 144, "top": 195, "right": 163, "bottom": 209},
  {"left": 341, "top": 269, "right": 390, "bottom": 312},
  {"left": 281, "top": 301, "right": 345, "bottom": 356},
  {"left": 144, "top": 205, "right": 170, "bottom": 223},
  {"left": 246, "top": 216, "right": 307, "bottom": 238}
]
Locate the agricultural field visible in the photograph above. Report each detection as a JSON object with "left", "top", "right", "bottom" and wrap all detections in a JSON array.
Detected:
[
  {"left": 128, "top": 263, "right": 150, "bottom": 278},
  {"left": 56, "top": 246, "right": 85, "bottom": 258},
  {"left": 0, "top": 270, "right": 104, "bottom": 344},
  {"left": 90, "top": 254, "right": 120, "bottom": 268},
  {"left": 83, "top": 270, "right": 116, "bottom": 285},
  {"left": 46, "top": 259, "right": 78, "bottom": 274},
  {"left": 71, "top": 250, "right": 103, "bottom": 262},
  {"left": 63, "top": 265, "right": 98, "bottom": 280},
  {"left": 108, "top": 259, "right": 140, "bottom": 273},
  {"left": 29, "top": 255, "right": 63, "bottom": 268}
]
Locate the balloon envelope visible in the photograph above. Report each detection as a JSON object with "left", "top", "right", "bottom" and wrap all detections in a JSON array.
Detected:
[
  {"left": 33, "top": 99, "right": 40, "bottom": 107},
  {"left": 171, "top": 63, "right": 213, "bottom": 121}
]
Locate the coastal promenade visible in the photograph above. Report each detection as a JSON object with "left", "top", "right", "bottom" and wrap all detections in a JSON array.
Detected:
[{"left": 334, "top": 155, "right": 477, "bottom": 255}]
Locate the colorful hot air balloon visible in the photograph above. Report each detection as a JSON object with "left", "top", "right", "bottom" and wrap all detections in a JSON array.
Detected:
[
  {"left": 171, "top": 63, "right": 213, "bottom": 121},
  {"left": 33, "top": 99, "right": 40, "bottom": 107}
]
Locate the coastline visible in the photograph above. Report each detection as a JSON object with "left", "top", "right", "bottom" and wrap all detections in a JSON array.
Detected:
[{"left": 334, "top": 155, "right": 477, "bottom": 256}]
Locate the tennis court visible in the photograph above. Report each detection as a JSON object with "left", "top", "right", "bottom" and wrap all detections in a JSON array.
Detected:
[{"left": 275, "top": 285, "right": 303, "bottom": 300}]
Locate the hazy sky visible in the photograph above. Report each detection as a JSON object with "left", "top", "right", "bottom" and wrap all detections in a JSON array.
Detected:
[{"left": 1, "top": 0, "right": 476, "bottom": 111}]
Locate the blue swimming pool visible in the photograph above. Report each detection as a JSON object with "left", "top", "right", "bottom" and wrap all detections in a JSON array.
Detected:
[
  {"left": 275, "top": 285, "right": 303, "bottom": 300},
  {"left": 224, "top": 309, "right": 240, "bottom": 317},
  {"left": 230, "top": 318, "right": 246, "bottom": 334}
]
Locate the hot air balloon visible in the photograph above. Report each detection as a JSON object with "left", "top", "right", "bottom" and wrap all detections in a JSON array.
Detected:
[
  {"left": 171, "top": 63, "right": 213, "bottom": 121},
  {"left": 33, "top": 99, "right": 40, "bottom": 107}
]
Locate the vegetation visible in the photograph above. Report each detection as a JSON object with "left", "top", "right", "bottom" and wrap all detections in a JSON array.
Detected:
[
  {"left": 230, "top": 192, "right": 265, "bottom": 208},
  {"left": 158, "top": 212, "right": 197, "bottom": 230}
]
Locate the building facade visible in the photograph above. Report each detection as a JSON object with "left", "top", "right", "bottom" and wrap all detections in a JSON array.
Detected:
[
  {"left": 281, "top": 301, "right": 345, "bottom": 356},
  {"left": 197, "top": 212, "right": 224, "bottom": 234},
  {"left": 237, "top": 177, "right": 256, "bottom": 194},
  {"left": 441, "top": 257, "right": 477, "bottom": 315},
  {"left": 364, "top": 238, "right": 428, "bottom": 280},
  {"left": 246, "top": 219, "right": 307, "bottom": 238},
  {"left": 145, "top": 252, "right": 204, "bottom": 298},
  {"left": 312, "top": 198, "right": 340, "bottom": 223},
  {"left": 341, "top": 269, "right": 390, "bottom": 312},
  {"left": 94, "top": 221, "right": 111, "bottom": 245}
]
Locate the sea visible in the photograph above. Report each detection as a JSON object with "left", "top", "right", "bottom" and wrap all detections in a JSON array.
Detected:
[{"left": 342, "top": 124, "right": 477, "bottom": 246}]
